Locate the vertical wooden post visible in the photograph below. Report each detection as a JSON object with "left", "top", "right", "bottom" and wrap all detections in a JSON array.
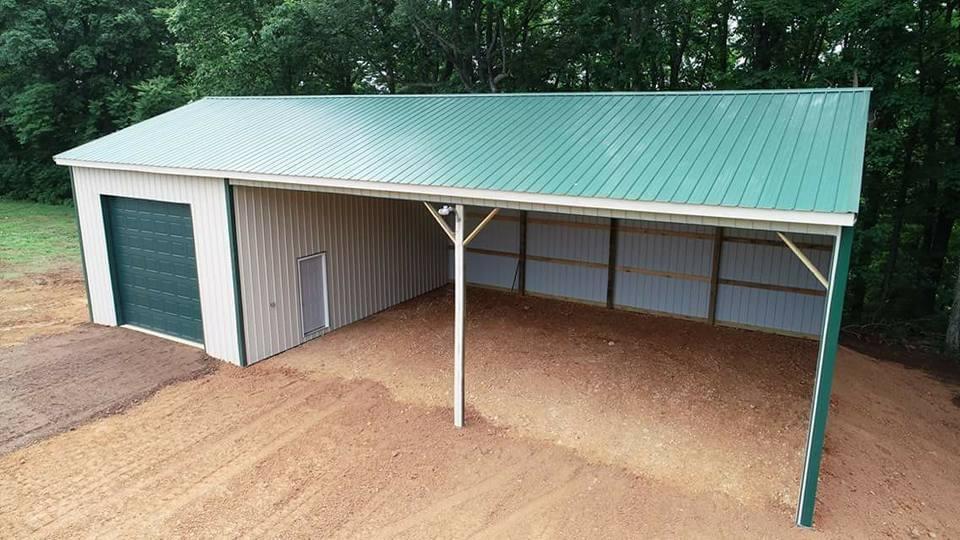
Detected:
[
  {"left": 707, "top": 226, "right": 724, "bottom": 324},
  {"left": 606, "top": 218, "right": 619, "bottom": 309},
  {"left": 518, "top": 210, "right": 527, "bottom": 295},
  {"left": 453, "top": 204, "right": 465, "bottom": 428},
  {"left": 796, "top": 226, "right": 854, "bottom": 527}
]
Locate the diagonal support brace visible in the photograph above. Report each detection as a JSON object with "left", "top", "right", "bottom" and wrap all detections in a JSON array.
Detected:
[
  {"left": 423, "top": 204, "right": 500, "bottom": 247},
  {"left": 777, "top": 232, "right": 829, "bottom": 289},
  {"left": 464, "top": 208, "right": 499, "bottom": 246},
  {"left": 423, "top": 202, "right": 455, "bottom": 243},
  {"left": 421, "top": 203, "right": 500, "bottom": 429}
]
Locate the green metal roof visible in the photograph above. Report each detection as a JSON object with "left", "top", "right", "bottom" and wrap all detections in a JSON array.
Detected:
[{"left": 56, "top": 89, "right": 870, "bottom": 215}]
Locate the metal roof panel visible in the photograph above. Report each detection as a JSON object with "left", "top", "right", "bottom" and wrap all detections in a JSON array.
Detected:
[{"left": 56, "top": 89, "right": 871, "bottom": 214}]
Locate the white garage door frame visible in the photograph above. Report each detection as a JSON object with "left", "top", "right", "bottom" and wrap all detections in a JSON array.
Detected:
[{"left": 70, "top": 166, "right": 243, "bottom": 365}]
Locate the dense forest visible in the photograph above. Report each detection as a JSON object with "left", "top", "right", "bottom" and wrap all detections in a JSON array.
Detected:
[{"left": 1, "top": 0, "right": 959, "bottom": 353}]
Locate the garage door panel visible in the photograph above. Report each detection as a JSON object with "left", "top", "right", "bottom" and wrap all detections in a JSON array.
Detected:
[{"left": 105, "top": 196, "right": 203, "bottom": 344}]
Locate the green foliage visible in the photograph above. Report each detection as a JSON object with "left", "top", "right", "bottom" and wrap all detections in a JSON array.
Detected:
[
  {"left": 0, "top": 0, "right": 179, "bottom": 202},
  {"left": 1, "top": 0, "right": 959, "bottom": 343}
]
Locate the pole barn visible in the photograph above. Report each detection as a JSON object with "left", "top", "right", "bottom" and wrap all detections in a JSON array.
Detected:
[{"left": 55, "top": 89, "right": 871, "bottom": 527}]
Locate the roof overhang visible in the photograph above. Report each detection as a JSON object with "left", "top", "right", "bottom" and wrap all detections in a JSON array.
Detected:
[{"left": 57, "top": 158, "right": 854, "bottom": 235}]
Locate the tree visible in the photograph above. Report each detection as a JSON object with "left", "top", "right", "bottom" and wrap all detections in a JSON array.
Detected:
[
  {"left": 0, "top": 0, "right": 180, "bottom": 201},
  {"left": 949, "top": 265, "right": 960, "bottom": 354},
  {"left": 2, "top": 0, "right": 960, "bottom": 353}
]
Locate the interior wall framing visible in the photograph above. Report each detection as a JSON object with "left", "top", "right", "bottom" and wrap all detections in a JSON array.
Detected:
[{"left": 448, "top": 207, "right": 835, "bottom": 336}]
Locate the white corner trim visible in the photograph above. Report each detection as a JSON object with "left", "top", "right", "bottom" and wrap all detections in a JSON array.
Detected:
[{"left": 56, "top": 159, "right": 856, "bottom": 229}]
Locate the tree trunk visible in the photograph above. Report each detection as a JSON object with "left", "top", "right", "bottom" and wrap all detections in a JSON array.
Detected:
[
  {"left": 945, "top": 105, "right": 960, "bottom": 355},
  {"left": 716, "top": 0, "right": 732, "bottom": 75},
  {"left": 877, "top": 129, "right": 918, "bottom": 316},
  {"left": 877, "top": 173, "right": 909, "bottom": 315},
  {"left": 948, "top": 264, "right": 960, "bottom": 355}
]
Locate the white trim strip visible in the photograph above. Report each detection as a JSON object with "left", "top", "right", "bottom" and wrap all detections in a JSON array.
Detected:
[
  {"left": 121, "top": 324, "right": 204, "bottom": 350},
  {"left": 232, "top": 179, "right": 844, "bottom": 237},
  {"left": 56, "top": 159, "right": 856, "bottom": 228}
]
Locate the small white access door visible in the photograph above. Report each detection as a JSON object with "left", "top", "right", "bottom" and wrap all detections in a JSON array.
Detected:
[{"left": 298, "top": 253, "right": 330, "bottom": 337}]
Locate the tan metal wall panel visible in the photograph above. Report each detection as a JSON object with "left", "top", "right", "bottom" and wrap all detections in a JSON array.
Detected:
[
  {"left": 71, "top": 167, "right": 241, "bottom": 364},
  {"left": 233, "top": 187, "right": 448, "bottom": 363}
]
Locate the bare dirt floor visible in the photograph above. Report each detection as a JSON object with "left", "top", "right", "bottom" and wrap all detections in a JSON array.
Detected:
[
  {"left": 1, "top": 284, "right": 958, "bottom": 538},
  {"left": 0, "top": 270, "right": 88, "bottom": 348},
  {"left": 0, "top": 325, "right": 214, "bottom": 454}
]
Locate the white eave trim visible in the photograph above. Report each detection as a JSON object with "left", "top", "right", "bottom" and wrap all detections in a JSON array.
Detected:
[{"left": 56, "top": 158, "right": 856, "bottom": 229}]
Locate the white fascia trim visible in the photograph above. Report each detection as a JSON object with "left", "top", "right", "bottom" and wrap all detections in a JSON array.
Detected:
[{"left": 56, "top": 159, "right": 856, "bottom": 229}]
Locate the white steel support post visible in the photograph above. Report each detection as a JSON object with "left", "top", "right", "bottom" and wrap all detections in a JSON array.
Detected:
[
  {"left": 453, "top": 204, "right": 466, "bottom": 427},
  {"left": 423, "top": 203, "right": 499, "bottom": 428}
]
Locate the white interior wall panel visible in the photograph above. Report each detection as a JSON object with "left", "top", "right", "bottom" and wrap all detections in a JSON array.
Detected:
[
  {"left": 71, "top": 167, "right": 241, "bottom": 364},
  {"left": 715, "top": 286, "right": 828, "bottom": 336},
  {"left": 614, "top": 221, "right": 713, "bottom": 318},
  {"left": 234, "top": 187, "right": 448, "bottom": 363},
  {"left": 448, "top": 208, "right": 523, "bottom": 291},
  {"left": 526, "top": 212, "right": 610, "bottom": 304},
  {"left": 451, "top": 208, "right": 834, "bottom": 336},
  {"left": 715, "top": 230, "right": 833, "bottom": 335}
]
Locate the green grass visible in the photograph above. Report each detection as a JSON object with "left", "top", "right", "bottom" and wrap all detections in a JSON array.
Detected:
[{"left": 0, "top": 200, "right": 80, "bottom": 278}]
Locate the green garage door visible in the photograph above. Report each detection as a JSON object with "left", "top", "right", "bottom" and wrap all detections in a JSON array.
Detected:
[{"left": 104, "top": 196, "right": 204, "bottom": 344}]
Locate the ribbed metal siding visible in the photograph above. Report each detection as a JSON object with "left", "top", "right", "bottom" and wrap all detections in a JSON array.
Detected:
[
  {"left": 614, "top": 221, "right": 713, "bottom": 318},
  {"left": 716, "top": 230, "right": 833, "bottom": 335},
  {"left": 233, "top": 187, "right": 448, "bottom": 363},
  {"left": 526, "top": 213, "right": 610, "bottom": 304},
  {"left": 447, "top": 208, "right": 522, "bottom": 290},
  {"left": 453, "top": 208, "right": 834, "bottom": 336},
  {"left": 71, "top": 167, "right": 241, "bottom": 364}
]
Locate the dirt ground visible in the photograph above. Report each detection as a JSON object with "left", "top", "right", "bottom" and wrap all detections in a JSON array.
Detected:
[
  {"left": 0, "top": 324, "right": 214, "bottom": 454},
  {"left": 0, "top": 270, "right": 88, "bottom": 348},
  {"left": 1, "top": 285, "right": 958, "bottom": 538}
]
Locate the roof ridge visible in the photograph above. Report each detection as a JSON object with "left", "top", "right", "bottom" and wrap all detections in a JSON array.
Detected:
[{"left": 202, "top": 88, "right": 872, "bottom": 100}]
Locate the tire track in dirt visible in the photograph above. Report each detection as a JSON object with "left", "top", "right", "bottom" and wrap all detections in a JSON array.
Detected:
[
  {"left": 465, "top": 463, "right": 584, "bottom": 539},
  {"left": 335, "top": 452, "right": 541, "bottom": 538},
  {"left": 131, "top": 384, "right": 374, "bottom": 535},
  {"left": 33, "top": 377, "right": 357, "bottom": 537},
  {"left": 0, "top": 274, "right": 87, "bottom": 348},
  {"left": 3, "top": 287, "right": 958, "bottom": 538},
  {"left": 0, "top": 362, "right": 821, "bottom": 539},
  {"left": 0, "top": 325, "right": 213, "bottom": 455}
]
